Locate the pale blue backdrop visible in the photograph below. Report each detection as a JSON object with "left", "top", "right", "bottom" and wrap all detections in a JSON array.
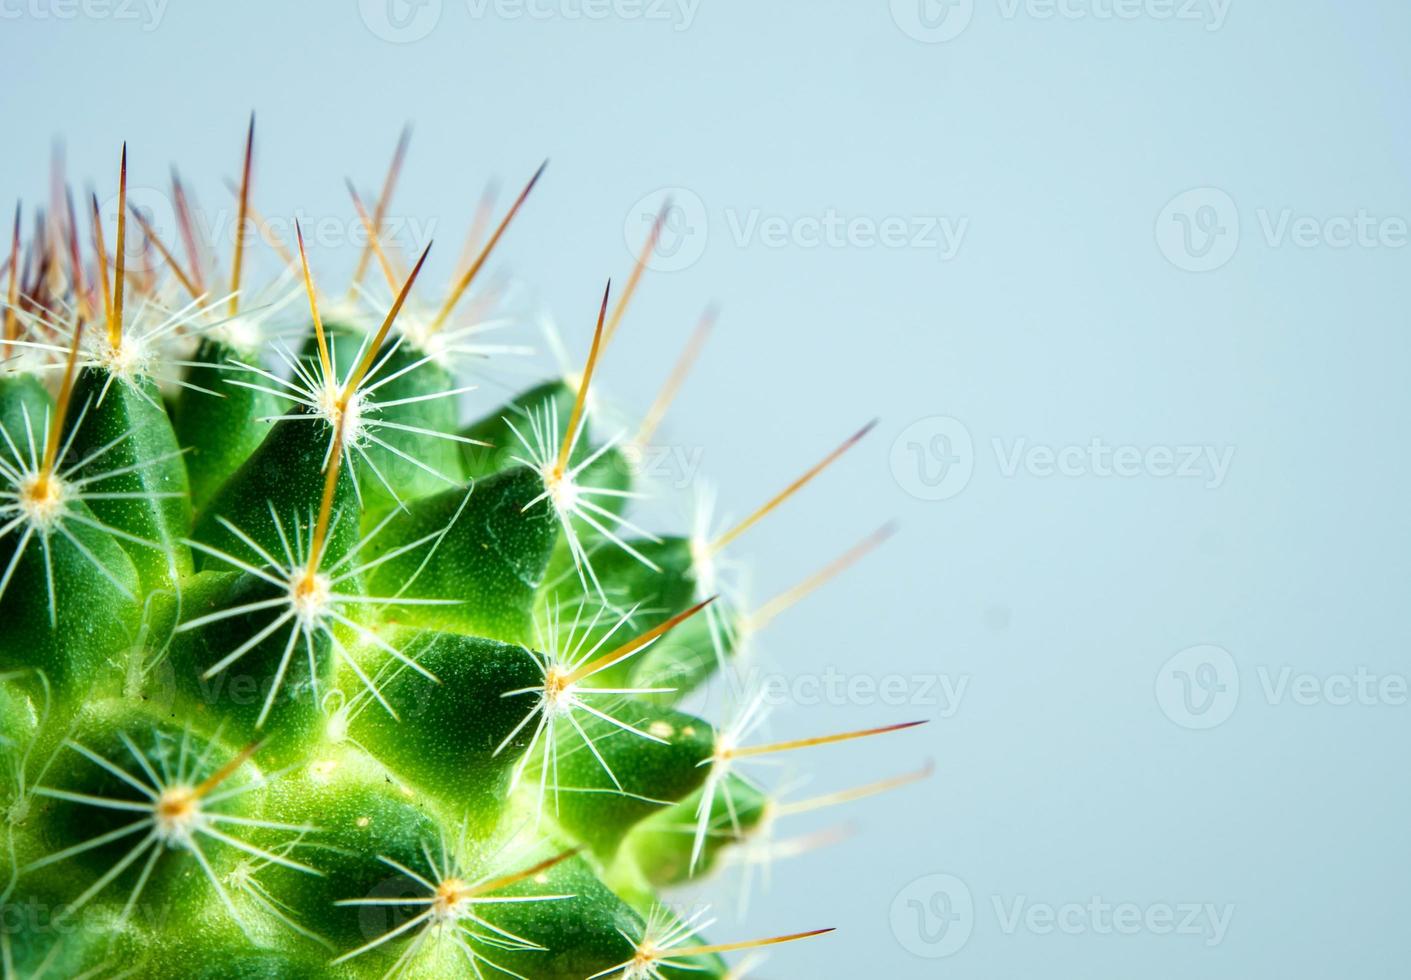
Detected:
[{"left": 2, "top": 1, "right": 1408, "bottom": 976}]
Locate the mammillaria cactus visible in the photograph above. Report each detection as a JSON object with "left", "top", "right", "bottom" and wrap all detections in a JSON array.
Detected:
[{"left": 0, "top": 123, "right": 927, "bottom": 978}]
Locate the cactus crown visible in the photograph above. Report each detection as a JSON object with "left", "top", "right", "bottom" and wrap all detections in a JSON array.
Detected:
[{"left": 0, "top": 123, "right": 926, "bottom": 978}]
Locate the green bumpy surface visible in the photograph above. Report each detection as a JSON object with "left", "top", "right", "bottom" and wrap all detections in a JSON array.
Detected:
[{"left": 0, "top": 309, "right": 774, "bottom": 979}]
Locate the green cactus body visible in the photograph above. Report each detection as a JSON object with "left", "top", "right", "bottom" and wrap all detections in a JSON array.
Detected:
[
  {"left": 0, "top": 136, "right": 924, "bottom": 979},
  {"left": 174, "top": 336, "right": 280, "bottom": 511}
]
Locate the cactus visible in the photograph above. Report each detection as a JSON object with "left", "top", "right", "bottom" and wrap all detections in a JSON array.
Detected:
[{"left": 0, "top": 125, "right": 928, "bottom": 978}]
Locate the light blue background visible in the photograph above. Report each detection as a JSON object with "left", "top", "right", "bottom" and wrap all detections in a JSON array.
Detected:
[{"left": 3, "top": 1, "right": 1409, "bottom": 976}]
